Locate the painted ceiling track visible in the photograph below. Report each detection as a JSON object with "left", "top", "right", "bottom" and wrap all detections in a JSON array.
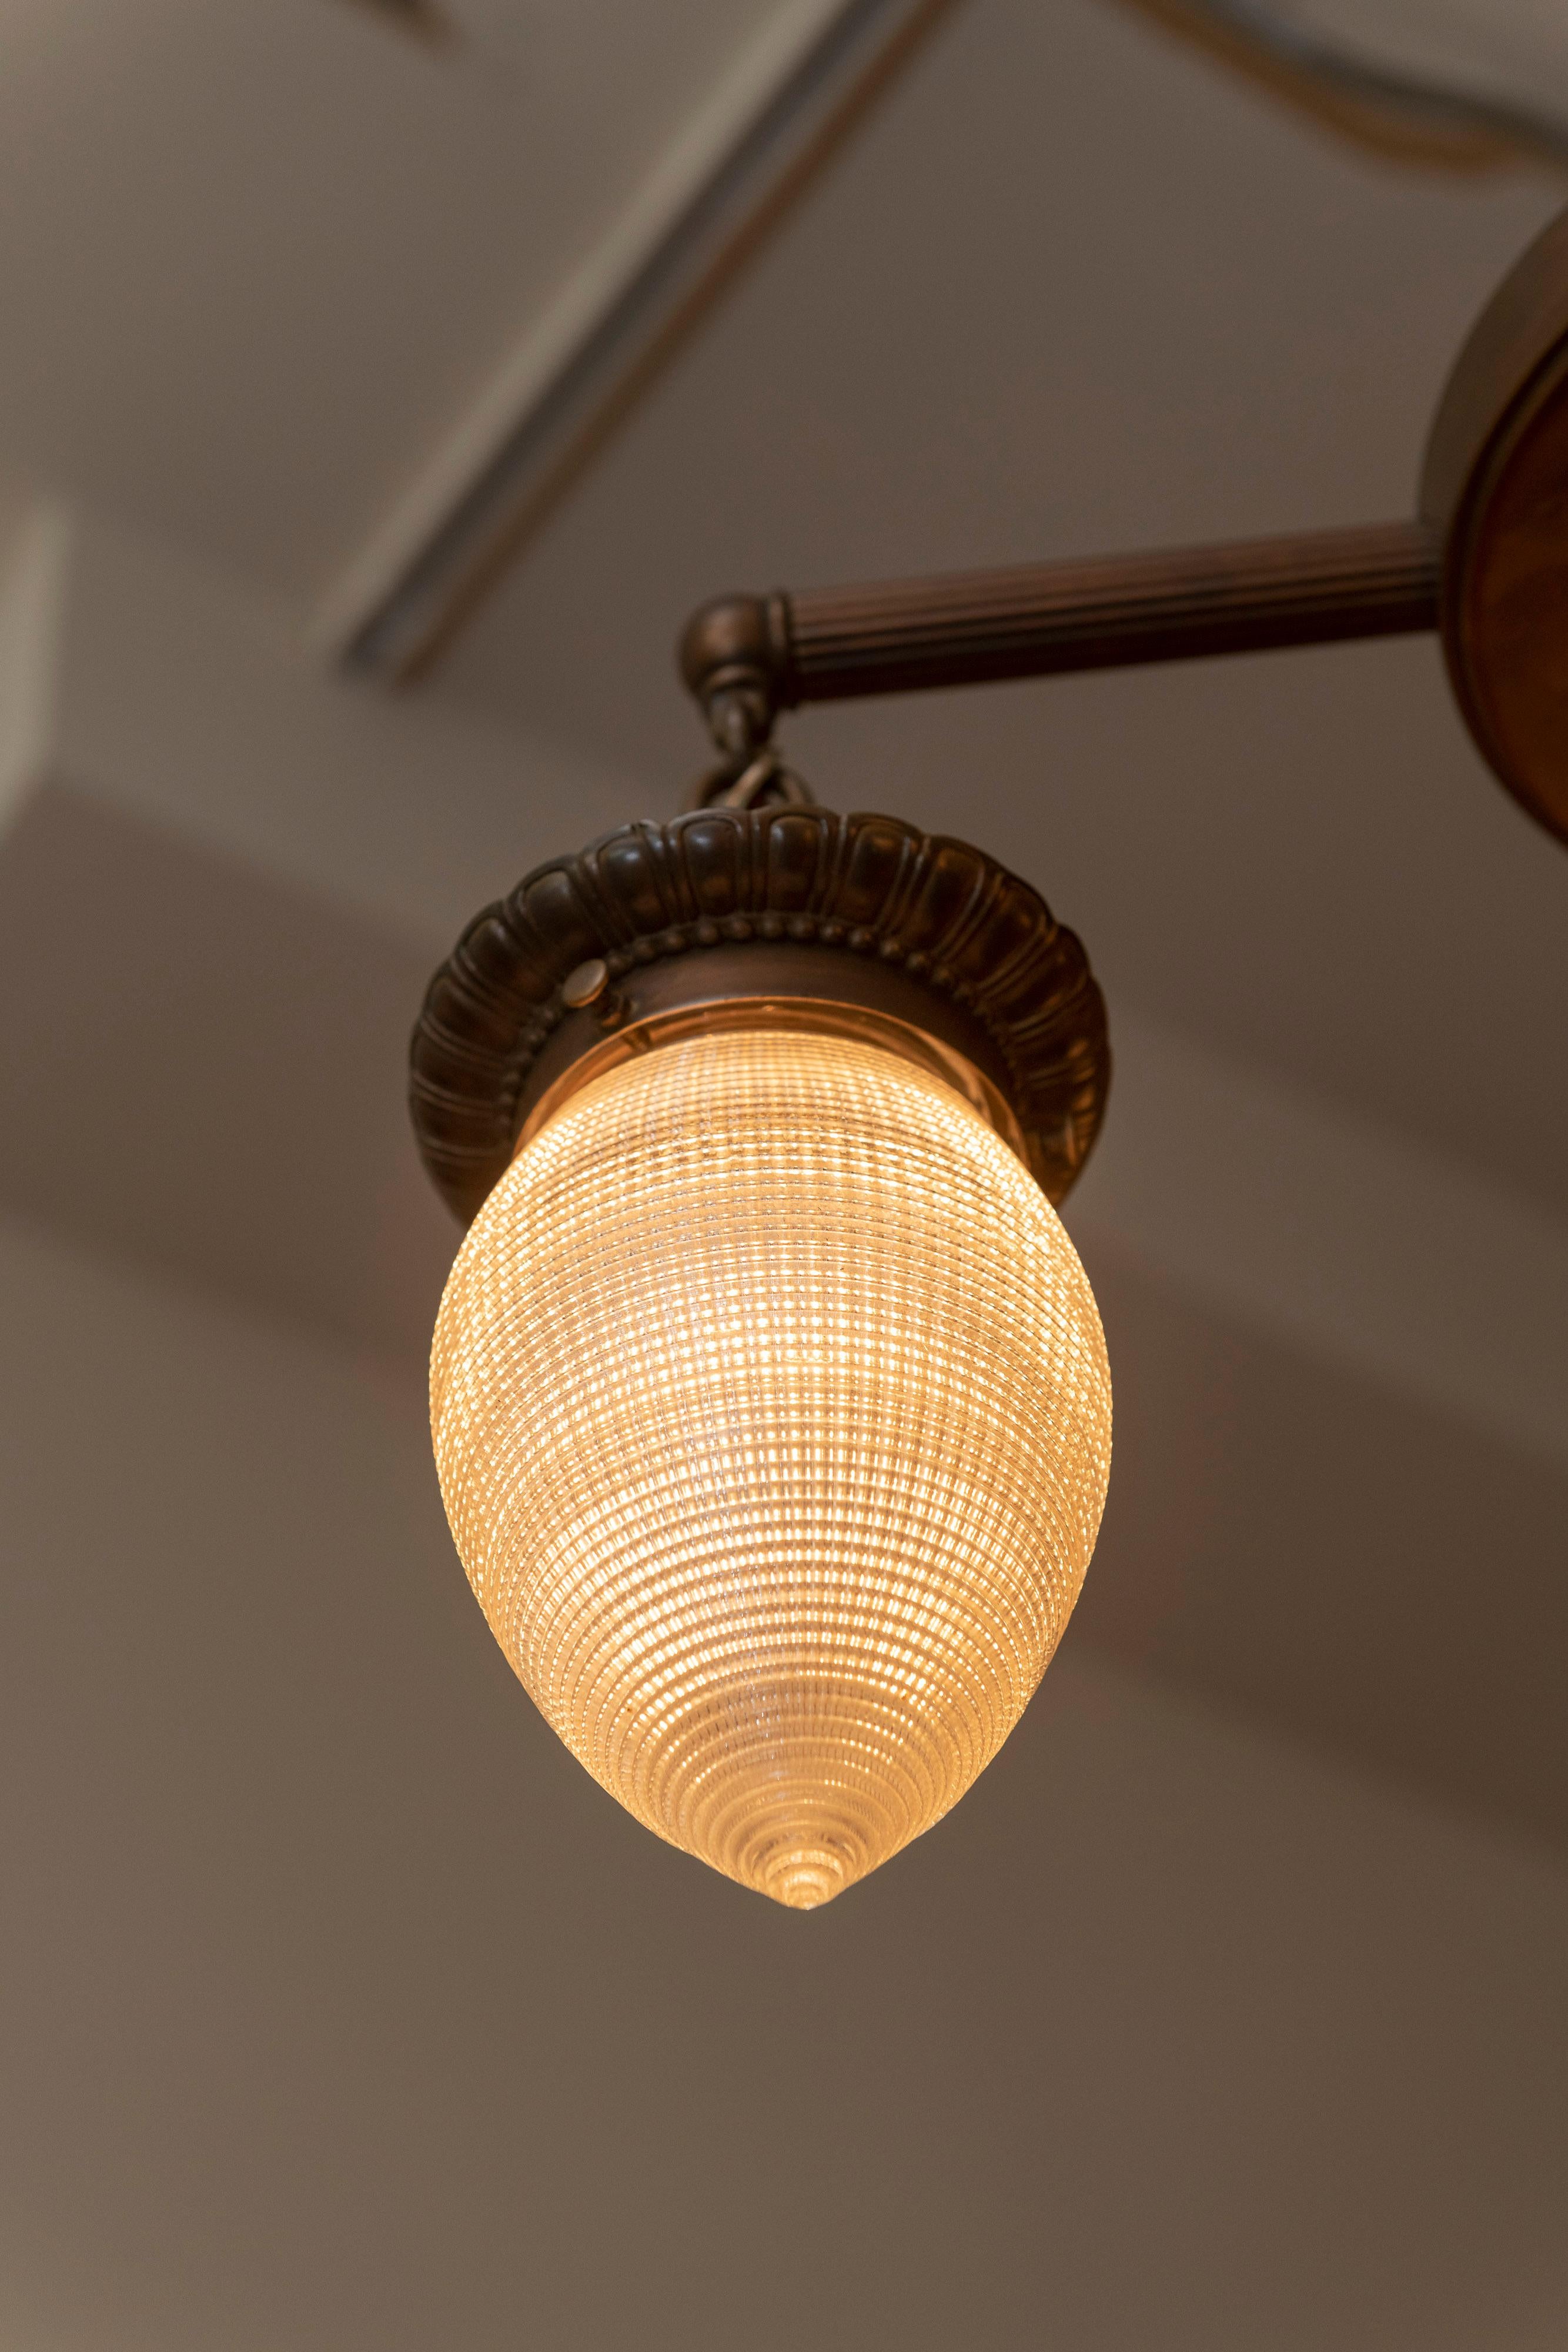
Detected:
[{"left": 320, "top": 0, "right": 961, "bottom": 685}]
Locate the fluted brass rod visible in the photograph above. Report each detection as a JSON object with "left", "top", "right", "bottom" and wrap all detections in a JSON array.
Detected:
[{"left": 679, "top": 520, "right": 1441, "bottom": 744}]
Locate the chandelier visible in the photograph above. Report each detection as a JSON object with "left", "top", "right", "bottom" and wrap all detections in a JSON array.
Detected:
[{"left": 410, "top": 209, "right": 1568, "bottom": 1908}]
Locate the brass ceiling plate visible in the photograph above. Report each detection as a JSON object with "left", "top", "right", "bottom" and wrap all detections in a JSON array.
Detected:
[{"left": 1423, "top": 208, "right": 1568, "bottom": 850}]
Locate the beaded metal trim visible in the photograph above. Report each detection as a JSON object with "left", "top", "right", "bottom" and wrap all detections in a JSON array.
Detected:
[{"left": 410, "top": 806, "right": 1109, "bottom": 1222}]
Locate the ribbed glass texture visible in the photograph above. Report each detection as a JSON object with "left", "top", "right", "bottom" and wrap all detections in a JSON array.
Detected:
[{"left": 431, "top": 1028, "right": 1111, "bottom": 1909}]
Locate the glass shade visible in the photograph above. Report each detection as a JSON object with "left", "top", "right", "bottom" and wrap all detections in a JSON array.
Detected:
[{"left": 430, "top": 1027, "right": 1112, "bottom": 1907}]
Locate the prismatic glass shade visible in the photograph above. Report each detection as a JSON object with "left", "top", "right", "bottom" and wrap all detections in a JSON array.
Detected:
[{"left": 430, "top": 1028, "right": 1112, "bottom": 1908}]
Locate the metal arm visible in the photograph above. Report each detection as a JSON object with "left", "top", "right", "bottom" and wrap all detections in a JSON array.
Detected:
[
  {"left": 678, "top": 520, "right": 1442, "bottom": 753},
  {"left": 678, "top": 206, "right": 1568, "bottom": 852}
]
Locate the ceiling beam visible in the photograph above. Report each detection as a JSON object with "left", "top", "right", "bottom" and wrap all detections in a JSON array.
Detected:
[{"left": 317, "top": 0, "right": 962, "bottom": 686}]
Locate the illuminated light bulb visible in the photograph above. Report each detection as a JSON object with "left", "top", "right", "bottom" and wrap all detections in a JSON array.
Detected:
[{"left": 430, "top": 1023, "right": 1111, "bottom": 1908}]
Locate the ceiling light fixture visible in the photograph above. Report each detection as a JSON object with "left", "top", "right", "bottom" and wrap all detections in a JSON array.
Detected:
[
  {"left": 411, "top": 209, "right": 1568, "bottom": 1909},
  {"left": 419, "top": 788, "right": 1112, "bottom": 1909}
]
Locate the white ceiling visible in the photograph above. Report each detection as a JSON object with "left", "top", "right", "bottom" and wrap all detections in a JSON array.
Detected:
[
  {"left": 0, "top": 0, "right": 1562, "bottom": 1819},
  {"left": 6, "top": 1201, "right": 1566, "bottom": 2352},
  {"left": 0, "top": 0, "right": 790, "bottom": 589},
  {"left": 1, "top": 8, "right": 1567, "bottom": 2344},
  {"left": 0, "top": 0, "right": 1563, "bottom": 1766}
]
